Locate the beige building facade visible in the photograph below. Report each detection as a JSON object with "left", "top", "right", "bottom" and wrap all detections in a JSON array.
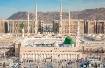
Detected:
[
  {"left": 20, "top": 47, "right": 83, "bottom": 62},
  {"left": 0, "top": 19, "right": 105, "bottom": 36}
]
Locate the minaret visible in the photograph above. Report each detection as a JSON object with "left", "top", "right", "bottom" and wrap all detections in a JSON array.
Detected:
[
  {"left": 76, "top": 19, "right": 80, "bottom": 47},
  {"left": 35, "top": 3, "right": 38, "bottom": 34},
  {"left": 59, "top": 0, "right": 63, "bottom": 34},
  {"left": 27, "top": 11, "right": 30, "bottom": 33},
  {"left": 69, "top": 10, "right": 71, "bottom": 34}
]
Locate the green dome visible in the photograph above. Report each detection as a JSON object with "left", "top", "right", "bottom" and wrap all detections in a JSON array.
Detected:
[{"left": 64, "top": 36, "right": 75, "bottom": 45}]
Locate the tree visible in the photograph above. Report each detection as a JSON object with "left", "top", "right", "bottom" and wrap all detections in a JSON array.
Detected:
[{"left": 19, "top": 22, "right": 24, "bottom": 33}]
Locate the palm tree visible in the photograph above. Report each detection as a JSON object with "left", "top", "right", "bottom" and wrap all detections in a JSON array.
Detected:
[
  {"left": 19, "top": 22, "right": 24, "bottom": 33},
  {"left": 3, "top": 62, "right": 6, "bottom": 68}
]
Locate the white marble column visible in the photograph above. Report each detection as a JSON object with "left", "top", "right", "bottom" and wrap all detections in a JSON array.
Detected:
[
  {"left": 12, "top": 21, "right": 14, "bottom": 33},
  {"left": 22, "top": 28, "right": 24, "bottom": 37},
  {"left": 88, "top": 21, "right": 90, "bottom": 34},
  {"left": 35, "top": 4, "right": 38, "bottom": 34},
  {"left": 27, "top": 12, "right": 30, "bottom": 33},
  {"left": 8, "top": 21, "right": 9, "bottom": 33}
]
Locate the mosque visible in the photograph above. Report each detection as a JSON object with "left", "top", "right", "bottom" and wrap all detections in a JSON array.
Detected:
[{"left": 0, "top": 1, "right": 105, "bottom": 68}]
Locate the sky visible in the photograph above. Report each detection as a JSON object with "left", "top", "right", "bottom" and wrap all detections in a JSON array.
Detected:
[{"left": 0, "top": 0, "right": 105, "bottom": 18}]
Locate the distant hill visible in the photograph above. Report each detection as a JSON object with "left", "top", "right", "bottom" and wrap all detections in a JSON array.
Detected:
[
  {"left": 8, "top": 12, "right": 70, "bottom": 23},
  {"left": 8, "top": 8, "right": 105, "bottom": 22},
  {"left": 78, "top": 8, "right": 105, "bottom": 20}
]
